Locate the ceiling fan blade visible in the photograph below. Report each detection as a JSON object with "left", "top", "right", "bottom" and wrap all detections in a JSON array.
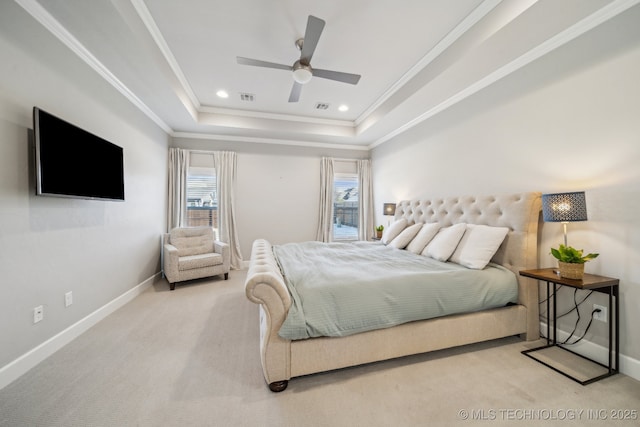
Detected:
[
  {"left": 300, "top": 15, "right": 325, "bottom": 64},
  {"left": 288, "top": 82, "right": 303, "bottom": 103},
  {"left": 236, "top": 56, "right": 292, "bottom": 71},
  {"left": 312, "top": 68, "right": 361, "bottom": 85}
]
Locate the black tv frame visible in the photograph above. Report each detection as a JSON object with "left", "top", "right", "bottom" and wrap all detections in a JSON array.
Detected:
[{"left": 33, "top": 107, "right": 125, "bottom": 201}]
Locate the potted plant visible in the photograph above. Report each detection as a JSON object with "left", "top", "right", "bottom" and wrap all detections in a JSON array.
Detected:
[
  {"left": 375, "top": 225, "right": 384, "bottom": 239},
  {"left": 550, "top": 244, "right": 599, "bottom": 279}
]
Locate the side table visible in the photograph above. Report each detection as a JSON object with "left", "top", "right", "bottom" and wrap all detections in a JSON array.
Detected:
[{"left": 519, "top": 268, "right": 619, "bottom": 385}]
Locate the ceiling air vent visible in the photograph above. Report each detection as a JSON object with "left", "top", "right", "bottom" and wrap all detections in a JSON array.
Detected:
[
  {"left": 315, "top": 102, "right": 330, "bottom": 110},
  {"left": 240, "top": 93, "right": 255, "bottom": 102}
]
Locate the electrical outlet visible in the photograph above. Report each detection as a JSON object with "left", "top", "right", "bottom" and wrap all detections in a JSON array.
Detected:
[
  {"left": 593, "top": 304, "right": 607, "bottom": 322},
  {"left": 65, "top": 291, "right": 73, "bottom": 307},
  {"left": 33, "top": 305, "right": 43, "bottom": 324}
]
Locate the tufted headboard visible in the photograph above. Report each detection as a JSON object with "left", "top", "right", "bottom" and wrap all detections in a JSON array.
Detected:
[{"left": 394, "top": 192, "right": 542, "bottom": 278}]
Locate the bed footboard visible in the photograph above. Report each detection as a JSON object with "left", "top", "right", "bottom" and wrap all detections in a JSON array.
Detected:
[{"left": 244, "top": 239, "right": 292, "bottom": 390}]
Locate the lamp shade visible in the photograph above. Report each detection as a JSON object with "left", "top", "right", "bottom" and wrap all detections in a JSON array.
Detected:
[
  {"left": 383, "top": 203, "right": 396, "bottom": 216},
  {"left": 542, "top": 192, "right": 588, "bottom": 222}
]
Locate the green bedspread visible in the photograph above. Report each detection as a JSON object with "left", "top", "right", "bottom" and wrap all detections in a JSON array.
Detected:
[{"left": 274, "top": 241, "right": 518, "bottom": 340}]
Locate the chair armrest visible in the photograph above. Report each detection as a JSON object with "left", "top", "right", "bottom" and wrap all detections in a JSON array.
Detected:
[
  {"left": 163, "top": 244, "right": 179, "bottom": 282},
  {"left": 214, "top": 241, "right": 231, "bottom": 270}
]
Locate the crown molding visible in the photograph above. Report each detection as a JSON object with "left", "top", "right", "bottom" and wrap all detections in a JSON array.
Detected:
[
  {"left": 130, "top": 0, "right": 201, "bottom": 113},
  {"left": 354, "top": 0, "right": 502, "bottom": 128},
  {"left": 369, "top": 0, "right": 640, "bottom": 150},
  {"left": 172, "top": 131, "right": 369, "bottom": 151},
  {"left": 199, "top": 106, "right": 355, "bottom": 127},
  {"left": 15, "top": 0, "right": 173, "bottom": 134}
]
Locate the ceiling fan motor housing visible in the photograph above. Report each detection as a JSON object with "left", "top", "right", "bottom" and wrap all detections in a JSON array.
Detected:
[{"left": 292, "top": 60, "right": 313, "bottom": 84}]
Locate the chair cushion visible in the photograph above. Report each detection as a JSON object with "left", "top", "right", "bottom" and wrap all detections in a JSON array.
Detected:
[
  {"left": 170, "top": 227, "right": 214, "bottom": 257},
  {"left": 178, "top": 253, "right": 223, "bottom": 271}
]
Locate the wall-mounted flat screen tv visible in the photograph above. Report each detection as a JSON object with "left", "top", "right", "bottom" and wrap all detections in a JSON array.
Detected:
[{"left": 33, "top": 107, "right": 125, "bottom": 201}]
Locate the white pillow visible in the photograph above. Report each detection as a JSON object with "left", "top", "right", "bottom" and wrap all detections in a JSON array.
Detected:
[
  {"left": 406, "top": 223, "right": 441, "bottom": 254},
  {"left": 389, "top": 223, "right": 423, "bottom": 249},
  {"left": 450, "top": 224, "right": 510, "bottom": 269},
  {"left": 422, "top": 223, "right": 467, "bottom": 262},
  {"left": 381, "top": 218, "right": 408, "bottom": 245}
]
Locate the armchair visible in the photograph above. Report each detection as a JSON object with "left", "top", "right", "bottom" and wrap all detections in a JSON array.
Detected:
[{"left": 163, "top": 226, "right": 230, "bottom": 291}]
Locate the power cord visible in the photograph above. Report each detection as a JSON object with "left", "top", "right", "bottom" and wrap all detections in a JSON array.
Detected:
[
  {"left": 539, "top": 287, "right": 599, "bottom": 345},
  {"left": 560, "top": 289, "right": 591, "bottom": 345},
  {"left": 564, "top": 308, "right": 600, "bottom": 345},
  {"left": 558, "top": 289, "right": 594, "bottom": 320},
  {"left": 538, "top": 287, "right": 593, "bottom": 322}
]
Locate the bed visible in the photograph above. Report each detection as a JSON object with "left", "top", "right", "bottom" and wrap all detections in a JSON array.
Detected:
[{"left": 245, "top": 192, "right": 542, "bottom": 391}]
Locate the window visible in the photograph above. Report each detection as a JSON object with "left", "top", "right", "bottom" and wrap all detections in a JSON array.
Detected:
[
  {"left": 185, "top": 166, "right": 218, "bottom": 233},
  {"left": 333, "top": 173, "right": 358, "bottom": 240}
]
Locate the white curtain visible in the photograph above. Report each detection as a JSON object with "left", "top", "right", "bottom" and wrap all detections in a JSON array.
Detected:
[
  {"left": 357, "top": 159, "right": 374, "bottom": 241},
  {"left": 167, "top": 147, "right": 190, "bottom": 231},
  {"left": 315, "top": 157, "right": 334, "bottom": 242},
  {"left": 214, "top": 151, "right": 244, "bottom": 269}
]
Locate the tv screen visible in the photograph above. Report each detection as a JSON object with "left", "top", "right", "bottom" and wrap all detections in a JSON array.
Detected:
[{"left": 33, "top": 107, "right": 125, "bottom": 201}]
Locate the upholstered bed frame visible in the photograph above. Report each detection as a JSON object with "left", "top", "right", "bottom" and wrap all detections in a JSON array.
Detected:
[{"left": 245, "top": 192, "right": 542, "bottom": 391}]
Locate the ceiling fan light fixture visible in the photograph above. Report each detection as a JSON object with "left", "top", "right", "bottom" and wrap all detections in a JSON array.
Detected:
[
  {"left": 236, "top": 16, "right": 360, "bottom": 102},
  {"left": 292, "top": 62, "right": 313, "bottom": 84}
]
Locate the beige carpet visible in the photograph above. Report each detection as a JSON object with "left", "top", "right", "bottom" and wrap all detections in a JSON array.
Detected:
[{"left": 1, "top": 270, "right": 639, "bottom": 427}]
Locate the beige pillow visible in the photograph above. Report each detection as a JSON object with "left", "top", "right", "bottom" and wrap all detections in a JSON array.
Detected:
[
  {"left": 449, "top": 224, "right": 509, "bottom": 269},
  {"left": 422, "top": 223, "right": 467, "bottom": 262},
  {"left": 381, "top": 218, "right": 407, "bottom": 245},
  {"left": 406, "top": 223, "right": 441, "bottom": 254},
  {"left": 389, "top": 223, "right": 423, "bottom": 249}
]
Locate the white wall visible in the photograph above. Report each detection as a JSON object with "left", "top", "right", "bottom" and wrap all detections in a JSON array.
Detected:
[
  {"left": 371, "top": 8, "right": 640, "bottom": 366},
  {"left": 0, "top": 3, "right": 169, "bottom": 377},
  {"left": 236, "top": 152, "right": 319, "bottom": 254}
]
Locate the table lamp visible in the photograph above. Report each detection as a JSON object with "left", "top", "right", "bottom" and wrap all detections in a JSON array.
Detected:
[
  {"left": 541, "top": 191, "right": 588, "bottom": 246},
  {"left": 383, "top": 203, "right": 396, "bottom": 226}
]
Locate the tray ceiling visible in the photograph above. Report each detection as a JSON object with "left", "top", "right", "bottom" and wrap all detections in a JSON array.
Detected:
[{"left": 17, "top": 0, "right": 638, "bottom": 150}]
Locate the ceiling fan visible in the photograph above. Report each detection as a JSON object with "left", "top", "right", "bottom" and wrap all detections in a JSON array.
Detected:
[{"left": 236, "top": 15, "right": 361, "bottom": 103}]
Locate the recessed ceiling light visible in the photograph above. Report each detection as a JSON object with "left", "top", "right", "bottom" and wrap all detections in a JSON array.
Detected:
[
  {"left": 338, "top": 105, "right": 349, "bottom": 112},
  {"left": 216, "top": 90, "right": 229, "bottom": 98}
]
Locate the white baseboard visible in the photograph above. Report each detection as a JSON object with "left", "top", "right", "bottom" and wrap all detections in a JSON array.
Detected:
[
  {"left": 540, "top": 321, "right": 640, "bottom": 382},
  {"left": 0, "top": 273, "right": 158, "bottom": 391}
]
